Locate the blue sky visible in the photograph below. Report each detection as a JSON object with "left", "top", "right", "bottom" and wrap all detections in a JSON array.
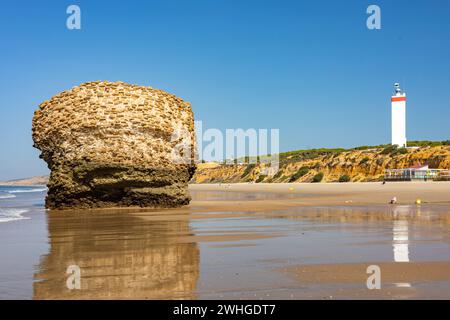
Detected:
[{"left": 0, "top": 0, "right": 449, "bottom": 180}]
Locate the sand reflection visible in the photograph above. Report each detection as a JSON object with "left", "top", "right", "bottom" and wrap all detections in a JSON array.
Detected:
[
  {"left": 33, "top": 209, "right": 199, "bottom": 299},
  {"left": 30, "top": 187, "right": 450, "bottom": 300},
  {"left": 393, "top": 220, "right": 409, "bottom": 262}
]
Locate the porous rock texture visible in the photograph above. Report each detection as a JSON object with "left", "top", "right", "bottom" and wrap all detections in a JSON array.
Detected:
[{"left": 32, "top": 81, "right": 196, "bottom": 209}]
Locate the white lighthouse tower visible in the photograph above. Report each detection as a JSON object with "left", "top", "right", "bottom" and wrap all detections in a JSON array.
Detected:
[{"left": 391, "top": 83, "right": 407, "bottom": 147}]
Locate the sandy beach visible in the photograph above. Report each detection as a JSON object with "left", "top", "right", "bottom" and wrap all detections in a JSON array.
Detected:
[
  {"left": 0, "top": 182, "right": 449, "bottom": 299},
  {"left": 190, "top": 182, "right": 450, "bottom": 206}
]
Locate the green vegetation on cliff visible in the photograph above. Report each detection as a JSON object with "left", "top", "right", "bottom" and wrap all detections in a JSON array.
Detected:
[
  {"left": 339, "top": 174, "right": 351, "bottom": 183},
  {"left": 193, "top": 142, "right": 450, "bottom": 184},
  {"left": 289, "top": 166, "right": 309, "bottom": 182},
  {"left": 312, "top": 172, "right": 324, "bottom": 183}
]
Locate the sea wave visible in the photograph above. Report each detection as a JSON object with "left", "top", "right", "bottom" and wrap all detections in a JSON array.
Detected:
[
  {"left": 7, "top": 187, "right": 47, "bottom": 193},
  {"left": 0, "top": 193, "right": 16, "bottom": 199},
  {"left": 0, "top": 208, "right": 30, "bottom": 223}
]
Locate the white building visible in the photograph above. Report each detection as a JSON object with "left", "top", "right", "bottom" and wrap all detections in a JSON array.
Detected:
[
  {"left": 391, "top": 83, "right": 407, "bottom": 147},
  {"left": 384, "top": 165, "right": 450, "bottom": 181}
]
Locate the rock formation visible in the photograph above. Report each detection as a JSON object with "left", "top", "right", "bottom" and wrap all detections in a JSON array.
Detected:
[{"left": 32, "top": 81, "right": 196, "bottom": 209}]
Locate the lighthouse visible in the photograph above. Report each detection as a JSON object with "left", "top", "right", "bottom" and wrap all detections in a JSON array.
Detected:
[{"left": 391, "top": 83, "right": 407, "bottom": 147}]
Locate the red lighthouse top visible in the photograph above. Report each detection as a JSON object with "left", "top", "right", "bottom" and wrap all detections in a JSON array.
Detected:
[{"left": 392, "top": 96, "right": 406, "bottom": 102}]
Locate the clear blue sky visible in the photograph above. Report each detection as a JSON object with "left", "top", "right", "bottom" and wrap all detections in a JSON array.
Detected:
[{"left": 0, "top": 0, "right": 449, "bottom": 180}]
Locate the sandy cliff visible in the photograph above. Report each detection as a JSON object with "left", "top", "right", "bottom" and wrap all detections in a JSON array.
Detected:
[
  {"left": 192, "top": 146, "right": 450, "bottom": 183},
  {"left": 0, "top": 175, "right": 49, "bottom": 186}
]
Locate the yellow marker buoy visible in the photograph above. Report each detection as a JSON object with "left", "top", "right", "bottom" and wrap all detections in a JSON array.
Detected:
[{"left": 288, "top": 187, "right": 295, "bottom": 191}]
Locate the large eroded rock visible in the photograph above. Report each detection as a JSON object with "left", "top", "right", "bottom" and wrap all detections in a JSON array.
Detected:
[{"left": 32, "top": 81, "right": 196, "bottom": 209}]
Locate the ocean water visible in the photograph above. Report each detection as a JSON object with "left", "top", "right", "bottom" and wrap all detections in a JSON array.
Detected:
[
  {"left": 0, "top": 186, "right": 47, "bottom": 223},
  {"left": 0, "top": 185, "right": 48, "bottom": 299}
]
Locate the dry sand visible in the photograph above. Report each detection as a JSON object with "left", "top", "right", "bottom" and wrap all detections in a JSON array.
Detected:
[{"left": 189, "top": 181, "right": 450, "bottom": 207}]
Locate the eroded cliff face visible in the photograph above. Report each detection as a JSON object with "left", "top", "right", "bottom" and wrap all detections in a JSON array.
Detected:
[
  {"left": 32, "top": 81, "right": 196, "bottom": 209},
  {"left": 192, "top": 146, "right": 450, "bottom": 183}
]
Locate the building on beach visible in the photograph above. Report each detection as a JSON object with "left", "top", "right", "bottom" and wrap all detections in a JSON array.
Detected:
[{"left": 384, "top": 164, "right": 450, "bottom": 181}]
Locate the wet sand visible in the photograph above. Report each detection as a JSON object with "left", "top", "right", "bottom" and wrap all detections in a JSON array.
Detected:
[{"left": 0, "top": 182, "right": 449, "bottom": 299}]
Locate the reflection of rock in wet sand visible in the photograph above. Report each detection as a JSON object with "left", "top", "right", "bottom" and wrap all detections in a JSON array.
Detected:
[{"left": 33, "top": 210, "right": 199, "bottom": 299}]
